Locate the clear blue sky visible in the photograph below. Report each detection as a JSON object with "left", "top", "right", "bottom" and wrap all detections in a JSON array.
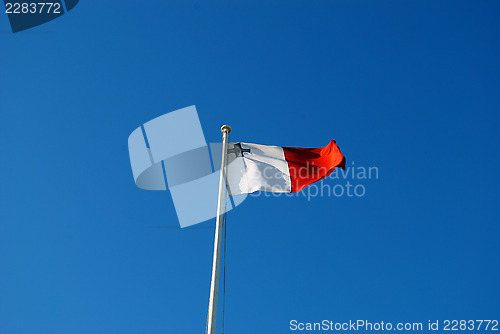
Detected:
[{"left": 1, "top": 1, "right": 499, "bottom": 333}]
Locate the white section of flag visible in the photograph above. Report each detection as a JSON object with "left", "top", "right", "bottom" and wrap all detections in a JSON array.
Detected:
[{"left": 226, "top": 142, "right": 291, "bottom": 195}]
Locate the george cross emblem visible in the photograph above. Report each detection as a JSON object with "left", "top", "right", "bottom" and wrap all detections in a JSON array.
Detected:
[{"left": 228, "top": 143, "right": 251, "bottom": 158}]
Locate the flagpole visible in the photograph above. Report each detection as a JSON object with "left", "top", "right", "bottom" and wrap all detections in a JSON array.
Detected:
[{"left": 206, "top": 124, "right": 231, "bottom": 334}]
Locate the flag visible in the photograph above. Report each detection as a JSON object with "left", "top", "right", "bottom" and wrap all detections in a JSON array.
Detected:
[{"left": 225, "top": 140, "right": 345, "bottom": 195}]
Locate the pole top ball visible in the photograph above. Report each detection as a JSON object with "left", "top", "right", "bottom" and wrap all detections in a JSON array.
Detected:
[{"left": 221, "top": 125, "right": 231, "bottom": 133}]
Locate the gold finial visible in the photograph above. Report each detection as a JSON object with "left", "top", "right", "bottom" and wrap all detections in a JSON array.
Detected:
[{"left": 221, "top": 125, "right": 231, "bottom": 133}]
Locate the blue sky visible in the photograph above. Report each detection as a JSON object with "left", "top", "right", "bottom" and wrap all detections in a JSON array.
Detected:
[{"left": 1, "top": 1, "right": 499, "bottom": 333}]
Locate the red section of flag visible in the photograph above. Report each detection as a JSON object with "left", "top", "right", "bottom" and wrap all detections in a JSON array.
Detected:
[{"left": 283, "top": 140, "right": 346, "bottom": 193}]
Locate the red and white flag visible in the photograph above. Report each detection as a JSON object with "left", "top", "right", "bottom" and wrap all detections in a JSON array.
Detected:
[{"left": 225, "top": 140, "right": 345, "bottom": 195}]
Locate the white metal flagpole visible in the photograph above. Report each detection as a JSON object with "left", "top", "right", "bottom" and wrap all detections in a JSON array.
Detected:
[{"left": 206, "top": 124, "right": 231, "bottom": 334}]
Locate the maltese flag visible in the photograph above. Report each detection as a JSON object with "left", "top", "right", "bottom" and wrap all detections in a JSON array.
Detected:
[{"left": 225, "top": 140, "right": 345, "bottom": 195}]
